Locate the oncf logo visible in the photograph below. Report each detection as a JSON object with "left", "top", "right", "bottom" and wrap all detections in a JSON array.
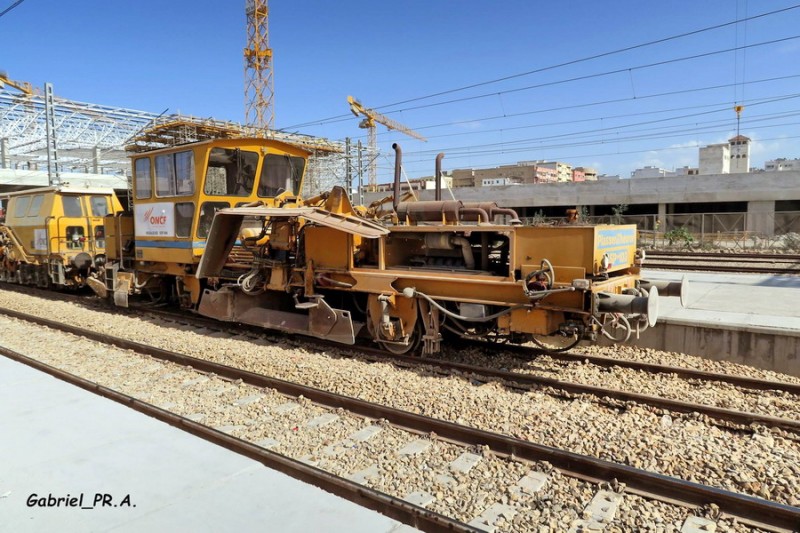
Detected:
[{"left": 142, "top": 207, "right": 167, "bottom": 225}]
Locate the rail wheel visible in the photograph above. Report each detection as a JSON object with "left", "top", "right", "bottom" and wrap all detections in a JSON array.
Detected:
[
  {"left": 378, "top": 324, "right": 422, "bottom": 355},
  {"left": 529, "top": 332, "right": 581, "bottom": 353}
]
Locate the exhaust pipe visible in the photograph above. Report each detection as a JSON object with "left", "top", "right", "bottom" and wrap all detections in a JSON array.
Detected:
[
  {"left": 392, "top": 143, "right": 402, "bottom": 212},
  {"left": 639, "top": 275, "right": 689, "bottom": 308},
  {"left": 435, "top": 152, "right": 445, "bottom": 201},
  {"left": 597, "top": 286, "right": 659, "bottom": 327}
]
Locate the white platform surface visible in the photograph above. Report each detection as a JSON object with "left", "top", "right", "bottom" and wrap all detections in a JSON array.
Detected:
[
  {"left": 0, "top": 357, "right": 416, "bottom": 533},
  {"left": 642, "top": 270, "right": 800, "bottom": 334}
]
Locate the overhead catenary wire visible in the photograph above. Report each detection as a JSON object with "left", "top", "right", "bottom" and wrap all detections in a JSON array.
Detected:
[
  {"left": 372, "top": 133, "right": 800, "bottom": 177},
  {"left": 0, "top": 0, "right": 27, "bottom": 19},
  {"left": 279, "top": 4, "right": 800, "bottom": 130}
]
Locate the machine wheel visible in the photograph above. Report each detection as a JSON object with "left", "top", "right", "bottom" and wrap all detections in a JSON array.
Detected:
[
  {"left": 377, "top": 323, "right": 422, "bottom": 355},
  {"left": 367, "top": 312, "right": 422, "bottom": 355},
  {"left": 529, "top": 332, "right": 581, "bottom": 353}
]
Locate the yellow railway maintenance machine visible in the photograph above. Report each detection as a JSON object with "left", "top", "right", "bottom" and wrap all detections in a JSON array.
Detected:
[
  {"left": 101, "top": 137, "right": 311, "bottom": 307},
  {"left": 190, "top": 141, "right": 687, "bottom": 355},
  {"left": 0, "top": 186, "right": 123, "bottom": 288}
]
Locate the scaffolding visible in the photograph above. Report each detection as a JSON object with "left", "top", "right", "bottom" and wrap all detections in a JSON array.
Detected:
[
  {"left": 0, "top": 88, "right": 155, "bottom": 174},
  {"left": 1, "top": 88, "right": 348, "bottom": 196}
]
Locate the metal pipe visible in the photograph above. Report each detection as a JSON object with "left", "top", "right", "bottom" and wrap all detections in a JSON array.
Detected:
[
  {"left": 597, "top": 286, "right": 659, "bottom": 326},
  {"left": 459, "top": 207, "right": 490, "bottom": 224},
  {"left": 491, "top": 207, "right": 522, "bottom": 225},
  {"left": 639, "top": 275, "right": 689, "bottom": 307},
  {"left": 450, "top": 236, "right": 475, "bottom": 269},
  {"left": 435, "top": 152, "right": 445, "bottom": 201},
  {"left": 392, "top": 143, "right": 402, "bottom": 212}
]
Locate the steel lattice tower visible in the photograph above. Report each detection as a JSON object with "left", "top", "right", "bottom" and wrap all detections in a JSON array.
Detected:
[{"left": 244, "top": 0, "right": 274, "bottom": 134}]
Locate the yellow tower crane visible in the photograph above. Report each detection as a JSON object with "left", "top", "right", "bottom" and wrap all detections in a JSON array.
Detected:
[
  {"left": 347, "top": 95, "right": 426, "bottom": 191},
  {"left": 244, "top": 0, "right": 274, "bottom": 135},
  {"left": 0, "top": 71, "right": 34, "bottom": 96}
]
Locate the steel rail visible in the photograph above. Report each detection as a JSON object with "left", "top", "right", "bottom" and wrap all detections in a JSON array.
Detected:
[
  {"left": 0, "top": 306, "right": 798, "bottom": 531},
  {"left": 643, "top": 262, "right": 800, "bottom": 274},
  {"left": 346, "top": 344, "right": 800, "bottom": 432},
  {"left": 0, "top": 346, "right": 472, "bottom": 533},
  {"left": 134, "top": 305, "right": 800, "bottom": 430},
  {"left": 3, "top": 284, "right": 798, "bottom": 429},
  {"left": 471, "top": 340, "right": 800, "bottom": 396},
  {"left": 647, "top": 251, "right": 800, "bottom": 261}
]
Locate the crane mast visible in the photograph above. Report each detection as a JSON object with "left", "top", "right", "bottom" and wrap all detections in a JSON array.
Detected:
[
  {"left": 347, "top": 95, "right": 426, "bottom": 191},
  {"left": 244, "top": 0, "right": 274, "bottom": 135}
]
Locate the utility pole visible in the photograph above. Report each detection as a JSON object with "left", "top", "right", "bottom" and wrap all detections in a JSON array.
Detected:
[
  {"left": 344, "top": 137, "right": 352, "bottom": 200},
  {"left": 44, "top": 83, "right": 60, "bottom": 186},
  {"left": 357, "top": 141, "right": 364, "bottom": 205}
]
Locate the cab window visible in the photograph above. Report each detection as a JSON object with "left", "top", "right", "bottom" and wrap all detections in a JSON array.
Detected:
[
  {"left": 14, "top": 196, "right": 31, "bottom": 217},
  {"left": 197, "top": 202, "right": 229, "bottom": 238},
  {"left": 89, "top": 196, "right": 110, "bottom": 217},
  {"left": 205, "top": 148, "right": 258, "bottom": 196},
  {"left": 156, "top": 150, "right": 195, "bottom": 197},
  {"left": 258, "top": 154, "right": 305, "bottom": 197},
  {"left": 134, "top": 158, "right": 152, "bottom": 199},
  {"left": 175, "top": 202, "right": 195, "bottom": 238},
  {"left": 27, "top": 194, "right": 44, "bottom": 217},
  {"left": 62, "top": 196, "right": 83, "bottom": 217}
]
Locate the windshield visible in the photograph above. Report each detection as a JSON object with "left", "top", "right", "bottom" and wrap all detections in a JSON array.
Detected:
[{"left": 258, "top": 154, "right": 305, "bottom": 197}]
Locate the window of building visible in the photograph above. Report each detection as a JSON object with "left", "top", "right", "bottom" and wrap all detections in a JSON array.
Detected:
[
  {"left": 134, "top": 158, "right": 152, "bottom": 199},
  {"left": 89, "top": 196, "right": 110, "bottom": 217},
  {"left": 27, "top": 194, "right": 44, "bottom": 217},
  {"left": 156, "top": 151, "right": 195, "bottom": 197},
  {"left": 14, "top": 196, "right": 31, "bottom": 217},
  {"left": 204, "top": 148, "right": 258, "bottom": 196},
  {"left": 62, "top": 196, "right": 83, "bottom": 217},
  {"left": 175, "top": 202, "right": 195, "bottom": 238},
  {"left": 197, "top": 201, "right": 229, "bottom": 238},
  {"left": 258, "top": 154, "right": 305, "bottom": 197}
]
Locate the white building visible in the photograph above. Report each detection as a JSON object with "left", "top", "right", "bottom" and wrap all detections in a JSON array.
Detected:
[
  {"left": 631, "top": 166, "right": 668, "bottom": 179},
  {"left": 765, "top": 158, "right": 800, "bottom": 172},
  {"left": 729, "top": 135, "right": 751, "bottom": 174},
  {"left": 699, "top": 143, "right": 730, "bottom": 175}
]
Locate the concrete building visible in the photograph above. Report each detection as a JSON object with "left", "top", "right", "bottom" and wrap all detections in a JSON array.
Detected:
[
  {"left": 631, "top": 166, "right": 669, "bottom": 179},
  {"left": 631, "top": 166, "right": 699, "bottom": 179},
  {"left": 364, "top": 170, "right": 800, "bottom": 237},
  {"left": 575, "top": 166, "right": 598, "bottom": 181},
  {"left": 729, "top": 135, "right": 751, "bottom": 174},
  {"left": 374, "top": 175, "right": 453, "bottom": 193},
  {"left": 531, "top": 161, "right": 573, "bottom": 182},
  {"left": 451, "top": 161, "right": 560, "bottom": 188},
  {"left": 765, "top": 158, "right": 800, "bottom": 172},
  {"left": 672, "top": 166, "right": 699, "bottom": 176},
  {"left": 699, "top": 143, "right": 730, "bottom": 175},
  {"left": 698, "top": 136, "right": 750, "bottom": 175},
  {"left": 572, "top": 168, "right": 586, "bottom": 182}
]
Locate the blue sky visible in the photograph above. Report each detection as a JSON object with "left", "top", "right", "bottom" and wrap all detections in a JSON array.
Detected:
[{"left": 2, "top": 0, "right": 799, "bottom": 182}]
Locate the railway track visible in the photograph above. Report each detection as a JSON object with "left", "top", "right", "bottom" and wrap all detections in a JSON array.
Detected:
[
  {"left": 2, "top": 282, "right": 799, "bottom": 432},
  {"left": 127, "top": 305, "right": 800, "bottom": 433},
  {"left": 1, "top": 308, "right": 798, "bottom": 531},
  {"left": 644, "top": 250, "right": 800, "bottom": 274}
]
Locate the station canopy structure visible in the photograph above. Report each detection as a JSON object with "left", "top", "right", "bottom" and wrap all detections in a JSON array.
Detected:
[{"left": 0, "top": 87, "right": 349, "bottom": 195}]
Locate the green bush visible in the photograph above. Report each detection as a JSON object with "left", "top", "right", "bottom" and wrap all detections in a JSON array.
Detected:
[{"left": 665, "top": 227, "right": 694, "bottom": 247}]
